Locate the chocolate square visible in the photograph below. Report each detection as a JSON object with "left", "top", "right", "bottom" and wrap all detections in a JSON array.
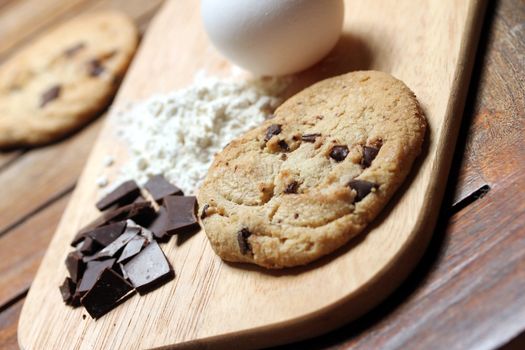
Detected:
[
  {"left": 163, "top": 196, "right": 198, "bottom": 235},
  {"left": 144, "top": 175, "right": 183, "bottom": 202},
  {"left": 95, "top": 180, "right": 141, "bottom": 211}
]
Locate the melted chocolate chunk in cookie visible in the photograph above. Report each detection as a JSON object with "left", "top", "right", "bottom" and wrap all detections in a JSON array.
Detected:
[
  {"left": 361, "top": 145, "right": 380, "bottom": 168},
  {"left": 278, "top": 140, "right": 290, "bottom": 152},
  {"left": 284, "top": 181, "right": 299, "bottom": 194},
  {"left": 348, "top": 180, "right": 378, "bottom": 202},
  {"left": 329, "top": 145, "right": 349, "bottom": 162},
  {"left": 264, "top": 124, "right": 282, "bottom": 141},
  {"left": 301, "top": 133, "right": 321, "bottom": 143},
  {"left": 40, "top": 85, "right": 61, "bottom": 107},
  {"left": 237, "top": 228, "right": 252, "bottom": 255}
]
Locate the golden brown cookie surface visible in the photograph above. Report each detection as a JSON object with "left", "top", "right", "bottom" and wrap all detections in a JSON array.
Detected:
[
  {"left": 0, "top": 11, "right": 138, "bottom": 148},
  {"left": 198, "top": 71, "right": 427, "bottom": 269}
]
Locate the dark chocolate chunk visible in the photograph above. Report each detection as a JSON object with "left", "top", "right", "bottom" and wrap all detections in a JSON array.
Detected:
[
  {"left": 65, "top": 251, "right": 84, "bottom": 283},
  {"left": 40, "top": 85, "right": 61, "bottom": 108},
  {"left": 77, "top": 259, "right": 116, "bottom": 293},
  {"left": 64, "top": 42, "right": 85, "bottom": 57},
  {"left": 59, "top": 277, "right": 76, "bottom": 305},
  {"left": 163, "top": 196, "right": 199, "bottom": 235},
  {"left": 84, "top": 227, "right": 139, "bottom": 262},
  {"left": 200, "top": 204, "right": 210, "bottom": 220},
  {"left": 284, "top": 181, "right": 299, "bottom": 194},
  {"left": 264, "top": 124, "right": 282, "bottom": 142},
  {"left": 144, "top": 175, "right": 183, "bottom": 202},
  {"left": 278, "top": 140, "right": 290, "bottom": 152},
  {"left": 95, "top": 180, "right": 141, "bottom": 211},
  {"left": 105, "top": 201, "right": 156, "bottom": 227},
  {"left": 147, "top": 206, "right": 169, "bottom": 240},
  {"left": 329, "top": 145, "right": 349, "bottom": 162},
  {"left": 361, "top": 146, "right": 380, "bottom": 168},
  {"left": 237, "top": 228, "right": 252, "bottom": 255},
  {"left": 79, "top": 237, "right": 102, "bottom": 256},
  {"left": 87, "top": 59, "right": 105, "bottom": 77},
  {"left": 117, "top": 236, "right": 146, "bottom": 263},
  {"left": 348, "top": 180, "right": 378, "bottom": 202},
  {"left": 81, "top": 268, "right": 134, "bottom": 319},
  {"left": 301, "top": 133, "right": 321, "bottom": 143},
  {"left": 87, "top": 221, "right": 127, "bottom": 247},
  {"left": 123, "top": 241, "right": 174, "bottom": 295}
]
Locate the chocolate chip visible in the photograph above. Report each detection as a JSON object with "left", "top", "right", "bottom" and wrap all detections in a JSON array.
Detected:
[
  {"left": 40, "top": 85, "right": 61, "bottom": 107},
  {"left": 264, "top": 124, "right": 282, "bottom": 141},
  {"left": 144, "top": 175, "right": 183, "bottom": 202},
  {"left": 301, "top": 133, "right": 321, "bottom": 143},
  {"left": 59, "top": 277, "right": 76, "bottom": 305},
  {"left": 200, "top": 204, "right": 210, "bottom": 219},
  {"left": 77, "top": 259, "right": 116, "bottom": 293},
  {"left": 284, "top": 181, "right": 299, "bottom": 194},
  {"left": 64, "top": 42, "right": 85, "bottom": 57},
  {"left": 65, "top": 251, "right": 84, "bottom": 283},
  {"left": 278, "top": 140, "right": 290, "bottom": 151},
  {"left": 123, "top": 241, "right": 174, "bottom": 295},
  {"left": 80, "top": 268, "right": 134, "bottom": 319},
  {"left": 294, "top": 213, "right": 299, "bottom": 219},
  {"left": 237, "top": 228, "right": 252, "bottom": 255},
  {"left": 163, "top": 196, "right": 199, "bottom": 235},
  {"left": 329, "top": 145, "right": 349, "bottom": 162},
  {"left": 361, "top": 146, "right": 380, "bottom": 168},
  {"left": 95, "top": 180, "right": 141, "bottom": 211},
  {"left": 87, "top": 59, "right": 105, "bottom": 76},
  {"left": 348, "top": 180, "right": 378, "bottom": 202}
]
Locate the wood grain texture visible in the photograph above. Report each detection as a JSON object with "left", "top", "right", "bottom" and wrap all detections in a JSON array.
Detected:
[
  {"left": 18, "top": 0, "right": 487, "bottom": 348},
  {"left": 0, "top": 298, "right": 24, "bottom": 350}
]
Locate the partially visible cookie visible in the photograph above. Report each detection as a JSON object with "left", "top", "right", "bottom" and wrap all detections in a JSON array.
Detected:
[
  {"left": 198, "top": 71, "right": 427, "bottom": 269},
  {"left": 0, "top": 11, "right": 138, "bottom": 148}
]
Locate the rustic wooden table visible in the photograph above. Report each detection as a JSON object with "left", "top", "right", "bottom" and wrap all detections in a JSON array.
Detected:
[{"left": 0, "top": 0, "right": 523, "bottom": 349}]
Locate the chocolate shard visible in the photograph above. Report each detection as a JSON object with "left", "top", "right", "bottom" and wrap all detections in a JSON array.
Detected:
[
  {"left": 77, "top": 259, "right": 116, "bottom": 293},
  {"left": 278, "top": 140, "right": 290, "bottom": 152},
  {"left": 84, "top": 227, "right": 139, "bottom": 262},
  {"left": 147, "top": 206, "right": 169, "bottom": 240},
  {"left": 264, "top": 124, "right": 282, "bottom": 142},
  {"left": 81, "top": 268, "right": 134, "bottom": 319},
  {"left": 163, "top": 196, "right": 199, "bottom": 235},
  {"left": 86, "top": 221, "right": 127, "bottom": 247},
  {"left": 123, "top": 241, "right": 174, "bottom": 295},
  {"left": 117, "top": 236, "right": 146, "bottom": 263},
  {"left": 65, "top": 251, "right": 85, "bottom": 283},
  {"left": 87, "top": 59, "right": 105, "bottom": 77},
  {"left": 361, "top": 146, "right": 380, "bottom": 168},
  {"left": 59, "top": 277, "right": 76, "bottom": 305},
  {"left": 78, "top": 236, "right": 102, "bottom": 256},
  {"left": 237, "top": 228, "right": 252, "bottom": 255},
  {"left": 301, "top": 133, "right": 321, "bottom": 143},
  {"left": 144, "top": 175, "right": 183, "bottom": 202},
  {"left": 284, "top": 181, "right": 299, "bottom": 194},
  {"left": 95, "top": 180, "right": 141, "bottom": 211},
  {"left": 348, "top": 179, "right": 379, "bottom": 202},
  {"left": 329, "top": 145, "right": 349, "bottom": 162},
  {"left": 105, "top": 201, "right": 156, "bottom": 227},
  {"left": 40, "top": 85, "right": 61, "bottom": 108}
]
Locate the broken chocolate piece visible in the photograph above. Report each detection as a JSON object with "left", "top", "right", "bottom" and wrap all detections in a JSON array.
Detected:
[
  {"left": 278, "top": 140, "right": 290, "bottom": 152},
  {"left": 361, "top": 146, "right": 380, "bottom": 168},
  {"left": 117, "top": 236, "right": 146, "bottom": 263},
  {"left": 147, "top": 206, "right": 169, "bottom": 240},
  {"left": 77, "top": 259, "right": 116, "bottom": 293},
  {"left": 65, "top": 251, "right": 84, "bottom": 283},
  {"left": 123, "top": 241, "right": 174, "bottom": 295},
  {"left": 284, "top": 181, "right": 299, "bottom": 194},
  {"left": 264, "top": 124, "right": 282, "bottom": 141},
  {"left": 79, "top": 236, "right": 102, "bottom": 256},
  {"left": 144, "top": 175, "right": 183, "bottom": 202},
  {"left": 64, "top": 42, "right": 85, "bottom": 57},
  {"left": 95, "top": 180, "right": 141, "bottom": 211},
  {"left": 81, "top": 268, "right": 134, "bottom": 319},
  {"left": 85, "top": 227, "right": 139, "bottom": 261},
  {"left": 40, "top": 85, "right": 61, "bottom": 108},
  {"left": 329, "top": 145, "right": 349, "bottom": 162},
  {"left": 301, "top": 133, "right": 321, "bottom": 143},
  {"left": 163, "top": 196, "right": 199, "bottom": 235},
  {"left": 348, "top": 180, "right": 378, "bottom": 202},
  {"left": 200, "top": 204, "right": 210, "bottom": 220},
  {"left": 237, "top": 228, "right": 252, "bottom": 255},
  {"left": 87, "top": 221, "right": 127, "bottom": 247},
  {"left": 59, "top": 277, "right": 76, "bottom": 305},
  {"left": 87, "top": 59, "right": 105, "bottom": 76}
]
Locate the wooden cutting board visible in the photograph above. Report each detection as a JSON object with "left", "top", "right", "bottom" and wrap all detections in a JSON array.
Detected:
[{"left": 18, "top": 0, "right": 486, "bottom": 348}]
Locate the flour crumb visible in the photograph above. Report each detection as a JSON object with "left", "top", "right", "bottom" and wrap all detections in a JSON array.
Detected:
[
  {"left": 110, "top": 75, "right": 288, "bottom": 194},
  {"left": 96, "top": 175, "right": 108, "bottom": 188},
  {"left": 102, "top": 155, "right": 114, "bottom": 167}
]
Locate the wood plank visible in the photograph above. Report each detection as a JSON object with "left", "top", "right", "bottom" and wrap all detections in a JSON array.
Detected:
[
  {"left": 0, "top": 151, "right": 21, "bottom": 170},
  {"left": 0, "top": 194, "right": 70, "bottom": 308},
  {"left": 0, "top": 298, "right": 24, "bottom": 350},
  {"left": 18, "top": 0, "right": 487, "bottom": 348}
]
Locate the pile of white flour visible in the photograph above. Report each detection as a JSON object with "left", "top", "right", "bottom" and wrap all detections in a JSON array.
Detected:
[{"left": 107, "top": 75, "right": 286, "bottom": 194}]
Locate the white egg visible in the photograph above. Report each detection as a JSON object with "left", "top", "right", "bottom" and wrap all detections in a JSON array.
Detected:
[{"left": 201, "top": 0, "right": 345, "bottom": 76}]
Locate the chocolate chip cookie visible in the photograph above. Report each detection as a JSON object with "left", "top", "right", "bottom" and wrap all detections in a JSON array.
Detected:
[
  {"left": 0, "top": 11, "right": 138, "bottom": 148},
  {"left": 198, "top": 71, "right": 427, "bottom": 268}
]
